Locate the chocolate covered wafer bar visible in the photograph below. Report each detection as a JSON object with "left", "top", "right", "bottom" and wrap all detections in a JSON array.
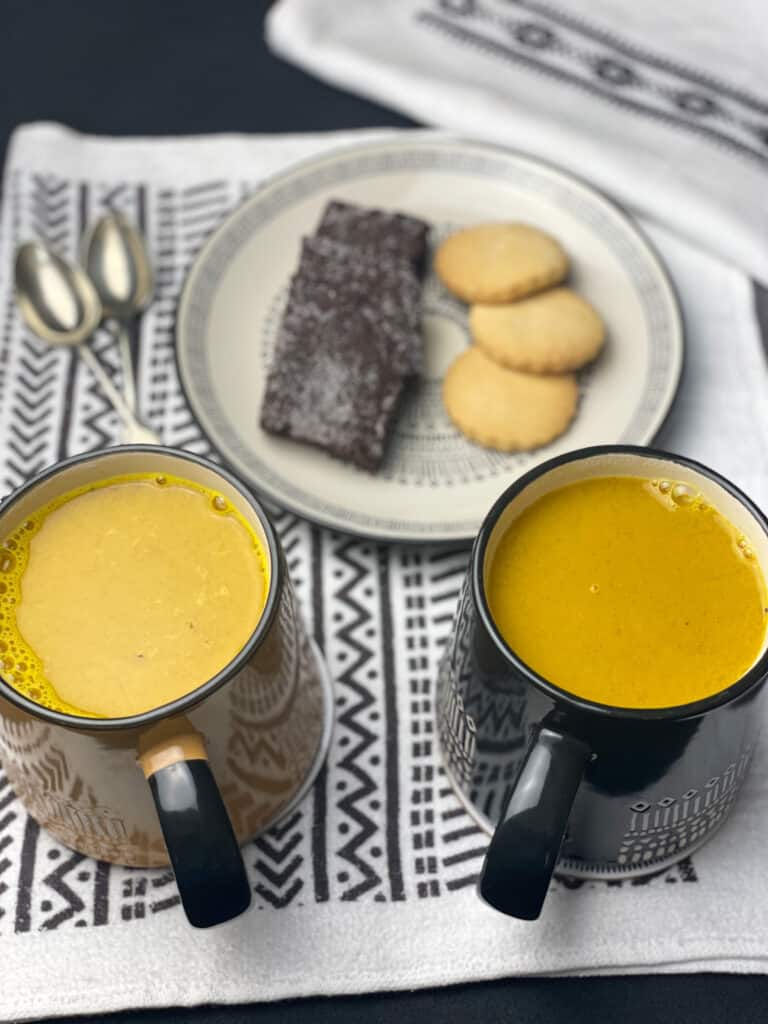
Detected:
[
  {"left": 260, "top": 300, "right": 405, "bottom": 472},
  {"left": 317, "top": 200, "right": 429, "bottom": 274},
  {"left": 291, "top": 236, "right": 423, "bottom": 375},
  {"left": 260, "top": 199, "right": 429, "bottom": 472}
]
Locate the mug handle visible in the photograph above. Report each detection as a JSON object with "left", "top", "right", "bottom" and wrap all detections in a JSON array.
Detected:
[
  {"left": 478, "top": 724, "right": 591, "bottom": 920},
  {"left": 139, "top": 730, "right": 251, "bottom": 929}
]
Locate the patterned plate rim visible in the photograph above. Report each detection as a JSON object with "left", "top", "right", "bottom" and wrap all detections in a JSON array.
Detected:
[{"left": 175, "top": 134, "right": 684, "bottom": 543}]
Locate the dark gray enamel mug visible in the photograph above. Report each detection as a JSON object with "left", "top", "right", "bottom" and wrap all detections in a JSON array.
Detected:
[{"left": 437, "top": 446, "right": 768, "bottom": 919}]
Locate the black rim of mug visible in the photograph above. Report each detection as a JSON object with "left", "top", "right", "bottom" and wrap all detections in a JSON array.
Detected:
[
  {"left": 0, "top": 444, "right": 283, "bottom": 732},
  {"left": 472, "top": 443, "right": 768, "bottom": 723}
]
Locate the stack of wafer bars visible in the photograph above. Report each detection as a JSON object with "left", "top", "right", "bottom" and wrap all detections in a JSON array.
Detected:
[{"left": 260, "top": 201, "right": 429, "bottom": 472}]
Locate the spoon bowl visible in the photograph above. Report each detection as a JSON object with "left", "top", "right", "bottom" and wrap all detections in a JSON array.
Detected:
[
  {"left": 81, "top": 213, "right": 154, "bottom": 413},
  {"left": 81, "top": 213, "right": 153, "bottom": 318},
  {"left": 15, "top": 243, "right": 101, "bottom": 345},
  {"left": 14, "top": 241, "right": 160, "bottom": 446}
]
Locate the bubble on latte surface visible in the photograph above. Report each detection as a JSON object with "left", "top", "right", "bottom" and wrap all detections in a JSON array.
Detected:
[
  {"left": 658, "top": 480, "right": 671, "bottom": 494},
  {"left": 212, "top": 495, "right": 227, "bottom": 512},
  {"left": 736, "top": 537, "right": 756, "bottom": 560},
  {"left": 671, "top": 483, "right": 697, "bottom": 507},
  {"left": 0, "top": 512, "right": 68, "bottom": 711},
  {"left": 155, "top": 475, "right": 167, "bottom": 486}
]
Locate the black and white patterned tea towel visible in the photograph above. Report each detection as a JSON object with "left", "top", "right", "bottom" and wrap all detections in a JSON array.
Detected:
[{"left": 0, "top": 123, "right": 767, "bottom": 1021}]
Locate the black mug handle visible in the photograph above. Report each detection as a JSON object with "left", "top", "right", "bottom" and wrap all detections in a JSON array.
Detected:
[
  {"left": 139, "top": 730, "right": 251, "bottom": 929},
  {"left": 478, "top": 724, "right": 591, "bottom": 920}
]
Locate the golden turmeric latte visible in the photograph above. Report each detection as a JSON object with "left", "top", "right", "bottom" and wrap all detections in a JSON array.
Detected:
[
  {"left": 0, "top": 474, "right": 268, "bottom": 718},
  {"left": 486, "top": 476, "right": 767, "bottom": 709}
]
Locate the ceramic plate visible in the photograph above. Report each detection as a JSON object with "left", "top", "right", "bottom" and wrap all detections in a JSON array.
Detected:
[{"left": 176, "top": 136, "right": 683, "bottom": 542}]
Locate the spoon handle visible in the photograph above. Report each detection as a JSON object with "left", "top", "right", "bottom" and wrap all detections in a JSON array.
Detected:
[
  {"left": 114, "top": 320, "right": 137, "bottom": 413},
  {"left": 78, "top": 344, "right": 159, "bottom": 444}
]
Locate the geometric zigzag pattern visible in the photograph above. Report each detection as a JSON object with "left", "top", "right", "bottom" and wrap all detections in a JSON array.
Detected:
[{"left": 0, "top": 167, "right": 699, "bottom": 935}]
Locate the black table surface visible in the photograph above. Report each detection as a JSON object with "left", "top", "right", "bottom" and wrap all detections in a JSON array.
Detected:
[{"left": 2, "top": 2, "right": 767, "bottom": 1022}]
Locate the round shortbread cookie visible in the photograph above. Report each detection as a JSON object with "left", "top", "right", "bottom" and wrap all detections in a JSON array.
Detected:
[
  {"left": 435, "top": 223, "right": 569, "bottom": 304},
  {"left": 470, "top": 287, "right": 605, "bottom": 373},
  {"left": 443, "top": 346, "right": 578, "bottom": 451}
]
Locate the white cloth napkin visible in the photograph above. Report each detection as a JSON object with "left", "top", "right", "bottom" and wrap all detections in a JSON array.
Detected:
[
  {"left": 266, "top": 0, "right": 768, "bottom": 285},
  {"left": 0, "top": 122, "right": 768, "bottom": 1022}
]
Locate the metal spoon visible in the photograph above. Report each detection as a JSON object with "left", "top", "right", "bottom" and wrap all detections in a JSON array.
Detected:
[
  {"left": 14, "top": 242, "right": 160, "bottom": 445},
  {"left": 81, "top": 213, "right": 154, "bottom": 414}
]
